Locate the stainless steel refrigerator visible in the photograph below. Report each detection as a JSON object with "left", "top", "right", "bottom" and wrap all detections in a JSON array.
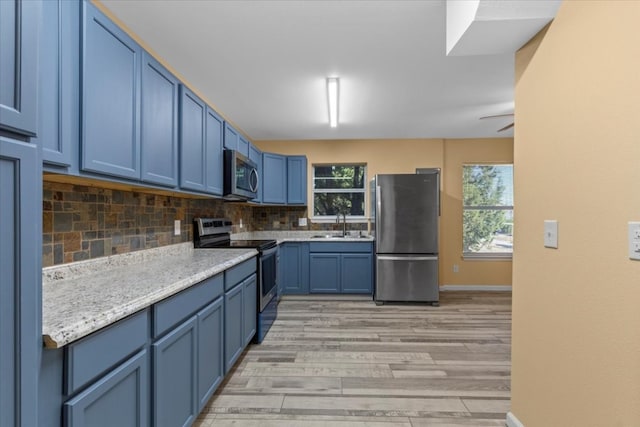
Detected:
[{"left": 372, "top": 173, "right": 439, "bottom": 305}]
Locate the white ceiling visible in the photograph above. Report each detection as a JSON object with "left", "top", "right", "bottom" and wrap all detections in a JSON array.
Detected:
[{"left": 101, "top": 0, "right": 558, "bottom": 141}]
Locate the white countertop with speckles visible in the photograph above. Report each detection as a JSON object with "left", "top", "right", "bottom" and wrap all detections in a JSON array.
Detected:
[
  {"left": 42, "top": 242, "right": 256, "bottom": 349},
  {"left": 231, "top": 231, "right": 375, "bottom": 244}
]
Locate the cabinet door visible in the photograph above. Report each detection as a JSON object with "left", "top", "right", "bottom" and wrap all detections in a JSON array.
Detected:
[
  {"left": 82, "top": 2, "right": 141, "bottom": 179},
  {"left": 197, "top": 297, "right": 224, "bottom": 412},
  {"left": 205, "top": 107, "right": 224, "bottom": 195},
  {"left": 309, "top": 254, "right": 341, "bottom": 293},
  {"left": 238, "top": 135, "right": 250, "bottom": 157},
  {"left": 38, "top": 0, "right": 79, "bottom": 167},
  {"left": 224, "top": 284, "right": 244, "bottom": 373},
  {"left": 248, "top": 144, "right": 263, "bottom": 203},
  {"left": 223, "top": 123, "right": 238, "bottom": 151},
  {"left": 341, "top": 254, "right": 373, "bottom": 294},
  {"left": 141, "top": 52, "right": 178, "bottom": 187},
  {"left": 281, "top": 243, "right": 310, "bottom": 294},
  {"left": 287, "top": 156, "right": 307, "bottom": 205},
  {"left": 0, "top": 0, "right": 39, "bottom": 136},
  {"left": 0, "top": 138, "right": 40, "bottom": 427},
  {"left": 262, "top": 153, "right": 286, "bottom": 204},
  {"left": 243, "top": 274, "right": 257, "bottom": 346},
  {"left": 64, "top": 349, "right": 149, "bottom": 427},
  {"left": 153, "top": 317, "right": 197, "bottom": 427},
  {"left": 179, "top": 86, "right": 206, "bottom": 192}
]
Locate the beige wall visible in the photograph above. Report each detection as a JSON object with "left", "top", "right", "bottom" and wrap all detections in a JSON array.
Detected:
[
  {"left": 256, "top": 138, "right": 513, "bottom": 287},
  {"left": 511, "top": 1, "right": 640, "bottom": 425}
]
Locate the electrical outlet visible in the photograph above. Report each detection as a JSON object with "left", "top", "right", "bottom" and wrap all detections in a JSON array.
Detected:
[
  {"left": 299, "top": 217, "right": 308, "bottom": 227},
  {"left": 629, "top": 222, "right": 640, "bottom": 261},
  {"left": 174, "top": 220, "right": 181, "bottom": 236},
  {"left": 453, "top": 264, "right": 459, "bottom": 273}
]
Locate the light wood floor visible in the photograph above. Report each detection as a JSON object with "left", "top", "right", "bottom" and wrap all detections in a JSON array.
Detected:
[{"left": 195, "top": 292, "right": 512, "bottom": 427}]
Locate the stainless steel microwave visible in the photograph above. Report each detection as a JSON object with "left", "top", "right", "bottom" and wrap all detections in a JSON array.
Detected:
[{"left": 223, "top": 149, "right": 258, "bottom": 200}]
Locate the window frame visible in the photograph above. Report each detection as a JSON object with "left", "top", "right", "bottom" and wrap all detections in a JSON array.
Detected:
[
  {"left": 311, "top": 163, "right": 368, "bottom": 222},
  {"left": 462, "top": 163, "right": 513, "bottom": 260}
]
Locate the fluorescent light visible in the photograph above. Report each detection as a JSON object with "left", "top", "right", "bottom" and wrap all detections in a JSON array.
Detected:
[{"left": 326, "top": 77, "right": 339, "bottom": 127}]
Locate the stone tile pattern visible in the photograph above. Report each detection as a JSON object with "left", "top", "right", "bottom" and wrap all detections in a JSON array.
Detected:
[
  {"left": 43, "top": 181, "right": 365, "bottom": 267},
  {"left": 252, "top": 205, "right": 367, "bottom": 233},
  {"left": 42, "top": 181, "right": 251, "bottom": 266},
  {"left": 195, "top": 292, "right": 512, "bottom": 427}
]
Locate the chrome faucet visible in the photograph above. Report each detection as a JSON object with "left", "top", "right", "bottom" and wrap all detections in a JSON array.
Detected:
[{"left": 336, "top": 213, "right": 347, "bottom": 237}]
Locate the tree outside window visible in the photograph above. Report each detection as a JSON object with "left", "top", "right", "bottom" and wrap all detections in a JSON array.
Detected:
[
  {"left": 462, "top": 164, "right": 513, "bottom": 257},
  {"left": 313, "top": 164, "right": 366, "bottom": 218}
]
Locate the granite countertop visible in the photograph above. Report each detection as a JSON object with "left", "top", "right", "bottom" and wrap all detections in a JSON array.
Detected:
[
  {"left": 42, "top": 242, "right": 256, "bottom": 349},
  {"left": 231, "top": 230, "right": 375, "bottom": 244}
]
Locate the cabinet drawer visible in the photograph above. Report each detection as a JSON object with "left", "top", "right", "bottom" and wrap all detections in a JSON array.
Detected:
[
  {"left": 65, "top": 309, "right": 149, "bottom": 395},
  {"left": 224, "top": 258, "right": 256, "bottom": 291},
  {"left": 153, "top": 274, "right": 223, "bottom": 338},
  {"left": 309, "top": 242, "right": 373, "bottom": 253}
]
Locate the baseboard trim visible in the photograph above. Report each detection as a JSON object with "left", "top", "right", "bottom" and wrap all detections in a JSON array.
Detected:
[
  {"left": 506, "top": 411, "right": 524, "bottom": 427},
  {"left": 440, "top": 285, "right": 512, "bottom": 292}
]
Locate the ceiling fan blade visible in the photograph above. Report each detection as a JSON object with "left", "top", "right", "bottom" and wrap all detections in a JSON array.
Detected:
[
  {"left": 479, "top": 113, "right": 515, "bottom": 120},
  {"left": 497, "top": 122, "right": 515, "bottom": 132}
]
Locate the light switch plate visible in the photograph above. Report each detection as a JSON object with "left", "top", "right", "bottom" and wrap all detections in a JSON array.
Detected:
[
  {"left": 628, "top": 222, "right": 640, "bottom": 260},
  {"left": 544, "top": 220, "right": 558, "bottom": 249},
  {"left": 299, "top": 217, "right": 308, "bottom": 227}
]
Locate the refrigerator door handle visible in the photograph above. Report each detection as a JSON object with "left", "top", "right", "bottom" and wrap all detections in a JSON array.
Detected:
[{"left": 377, "top": 255, "right": 438, "bottom": 261}]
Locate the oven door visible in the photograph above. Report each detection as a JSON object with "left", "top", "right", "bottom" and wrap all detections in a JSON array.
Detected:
[{"left": 259, "top": 246, "right": 278, "bottom": 312}]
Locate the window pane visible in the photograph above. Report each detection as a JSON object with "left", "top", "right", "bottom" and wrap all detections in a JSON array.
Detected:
[
  {"left": 314, "top": 165, "right": 365, "bottom": 189},
  {"left": 313, "top": 192, "right": 365, "bottom": 216},
  {"left": 463, "top": 165, "right": 513, "bottom": 207},
  {"left": 463, "top": 209, "right": 513, "bottom": 253}
]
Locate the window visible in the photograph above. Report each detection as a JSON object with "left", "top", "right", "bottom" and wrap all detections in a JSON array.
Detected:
[
  {"left": 463, "top": 164, "right": 513, "bottom": 258},
  {"left": 313, "top": 164, "right": 366, "bottom": 218}
]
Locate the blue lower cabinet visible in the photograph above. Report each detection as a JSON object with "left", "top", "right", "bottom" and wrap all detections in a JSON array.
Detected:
[
  {"left": 280, "top": 243, "right": 309, "bottom": 295},
  {"left": 243, "top": 275, "right": 257, "bottom": 346},
  {"left": 224, "top": 284, "right": 244, "bottom": 373},
  {"left": 309, "top": 254, "right": 341, "bottom": 293},
  {"left": 197, "top": 297, "right": 224, "bottom": 412},
  {"left": 63, "top": 349, "right": 149, "bottom": 427},
  {"left": 341, "top": 254, "right": 373, "bottom": 294},
  {"left": 308, "top": 244, "right": 374, "bottom": 294},
  {"left": 153, "top": 317, "right": 197, "bottom": 427}
]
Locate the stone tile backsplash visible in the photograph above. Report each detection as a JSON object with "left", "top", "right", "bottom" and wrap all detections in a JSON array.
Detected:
[
  {"left": 42, "top": 181, "right": 249, "bottom": 266},
  {"left": 42, "top": 181, "right": 366, "bottom": 267}
]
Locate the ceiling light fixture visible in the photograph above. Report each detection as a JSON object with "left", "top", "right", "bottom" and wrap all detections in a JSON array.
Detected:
[{"left": 326, "top": 77, "right": 339, "bottom": 128}]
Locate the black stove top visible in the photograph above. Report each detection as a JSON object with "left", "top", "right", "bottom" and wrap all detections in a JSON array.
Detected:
[
  {"left": 193, "top": 217, "right": 277, "bottom": 251},
  {"left": 199, "top": 239, "right": 277, "bottom": 251}
]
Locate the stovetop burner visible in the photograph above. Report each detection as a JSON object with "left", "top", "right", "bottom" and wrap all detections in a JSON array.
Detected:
[{"left": 193, "top": 218, "right": 277, "bottom": 251}]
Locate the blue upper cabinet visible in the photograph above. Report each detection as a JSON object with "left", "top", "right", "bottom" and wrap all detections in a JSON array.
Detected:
[
  {"left": 37, "top": 0, "right": 79, "bottom": 168},
  {"left": 141, "top": 52, "right": 179, "bottom": 187},
  {"left": 205, "top": 107, "right": 224, "bottom": 195},
  {"left": 81, "top": 2, "right": 141, "bottom": 180},
  {"left": 0, "top": 0, "right": 39, "bottom": 136},
  {"left": 223, "top": 123, "right": 238, "bottom": 151},
  {"left": 248, "top": 143, "right": 263, "bottom": 203},
  {"left": 179, "top": 85, "right": 224, "bottom": 195},
  {"left": 238, "top": 135, "right": 250, "bottom": 157},
  {"left": 179, "top": 86, "right": 207, "bottom": 193},
  {"left": 262, "top": 153, "right": 287, "bottom": 204},
  {"left": 287, "top": 155, "right": 308, "bottom": 205}
]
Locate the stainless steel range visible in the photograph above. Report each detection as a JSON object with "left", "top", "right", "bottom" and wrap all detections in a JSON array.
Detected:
[{"left": 193, "top": 218, "right": 277, "bottom": 343}]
